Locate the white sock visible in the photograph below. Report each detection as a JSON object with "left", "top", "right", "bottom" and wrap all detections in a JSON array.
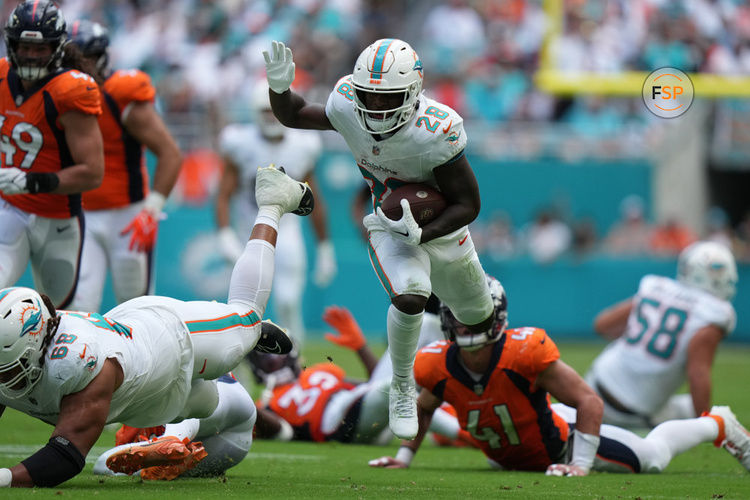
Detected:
[
  {"left": 254, "top": 205, "right": 283, "bottom": 232},
  {"left": 429, "top": 406, "right": 460, "bottom": 439},
  {"left": 228, "top": 239, "right": 275, "bottom": 318},
  {"left": 641, "top": 416, "right": 719, "bottom": 471},
  {"left": 387, "top": 305, "right": 423, "bottom": 380}
]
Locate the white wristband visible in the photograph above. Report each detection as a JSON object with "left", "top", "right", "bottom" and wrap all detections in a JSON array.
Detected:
[
  {"left": 144, "top": 191, "right": 167, "bottom": 214},
  {"left": 395, "top": 446, "right": 415, "bottom": 467},
  {"left": 0, "top": 467, "right": 11, "bottom": 487},
  {"left": 569, "top": 429, "right": 599, "bottom": 471},
  {"left": 275, "top": 418, "right": 294, "bottom": 442}
]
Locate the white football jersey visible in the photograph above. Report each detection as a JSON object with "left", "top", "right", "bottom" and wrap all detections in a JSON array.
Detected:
[
  {"left": 218, "top": 124, "right": 321, "bottom": 239},
  {"left": 0, "top": 302, "right": 194, "bottom": 427},
  {"left": 589, "top": 274, "right": 736, "bottom": 415},
  {"left": 325, "top": 75, "right": 467, "bottom": 211}
]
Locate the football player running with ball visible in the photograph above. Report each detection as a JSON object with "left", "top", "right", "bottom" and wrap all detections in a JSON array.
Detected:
[
  {"left": 0, "top": 165, "right": 312, "bottom": 487},
  {"left": 369, "top": 277, "right": 750, "bottom": 476},
  {"left": 263, "top": 38, "right": 495, "bottom": 440}
]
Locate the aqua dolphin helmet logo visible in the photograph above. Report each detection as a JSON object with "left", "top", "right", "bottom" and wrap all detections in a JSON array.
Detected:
[
  {"left": 20, "top": 306, "right": 43, "bottom": 338},
  {"left": 413, "top": 58, "right": 423, "bottom": 77}
]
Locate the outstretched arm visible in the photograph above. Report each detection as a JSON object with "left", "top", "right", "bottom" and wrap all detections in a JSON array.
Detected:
[
  {"left": 593, "top": 299, "right": 632, "bottom": 340},
  {"left": 119, "top": 101, "right": 183, "bottom": 252},
  {"left": 369, "top": 388, "right": 442, "bottom": 468},
  {"left": 263, "top": 41, "right": 334, "bottom": 131},
  {"left": 323, "top": 306, "right": 378, "bottom": 377},
  {"left": 4, "top": 358, "right": 122, "bottom": 487},
  {"left": 537, "top": 359, "right": 603, "bottom": 477},
  {"left": 686, "top": 325, "right": 724, "bottom": 416}
]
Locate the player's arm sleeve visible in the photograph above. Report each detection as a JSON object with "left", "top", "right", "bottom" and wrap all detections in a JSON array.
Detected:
[
  {"left": 697, "top": 300, "right": 736, "bottom": 336},
  {"left": 324, "top": 76, "right": 354, "bottom": 134},
  {"left": 427, "top": 114, "right": 468, "bottom": 167},
  {"left": 55, "top": 74, "right": 102, "bottom": 116},
  {"left": 413, "top": 347, "right": 445, "bottom": 397},
  {"left": 107, "top": 70, "right": 157, "bottom": 113},
  {"left": 514, "top": 329, "right": 561, "bottom": 382}
]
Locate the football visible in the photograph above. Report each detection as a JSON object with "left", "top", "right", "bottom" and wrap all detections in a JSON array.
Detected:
[{"left": 380, "top": 183, "right": 447, "bottom": 227}]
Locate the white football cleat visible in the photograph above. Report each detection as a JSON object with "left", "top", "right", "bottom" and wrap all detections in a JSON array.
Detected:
[
  {"left": 255, "top": 164, "right": 314, "bottom": 216},
  {"left": 710, "top": 405, "right": 750, "bottom": 472},
  {"left": 389, "top": 376, "right": 418, "bottom": 440}
]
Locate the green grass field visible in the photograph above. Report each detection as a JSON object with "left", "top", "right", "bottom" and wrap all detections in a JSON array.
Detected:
[{"left": 1, "top": 340, "right": 749, "bottom": 499}]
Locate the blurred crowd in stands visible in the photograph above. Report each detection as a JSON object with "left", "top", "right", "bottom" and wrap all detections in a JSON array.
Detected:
[
  {"left": 5, "top": 0, "right": 743, "bottom": 139},
  {"left": 472, "top": 194, "right": 750, "bottom": 263},
  {"left": 4, "top": 0, "right": 749, "bottom": 261}
]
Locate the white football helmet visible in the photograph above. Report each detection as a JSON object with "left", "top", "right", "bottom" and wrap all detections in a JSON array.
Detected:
[
  {"left": 0, "top": 287, "right": 53, "bottom": 398},
  {"left": 439, "top": 275, "right": 508, "bottom": 351},
  {"left": 250, "top": 80, "right": 285, "bottom": 139},
  {"left": 351, "top": 38, "right": 423, "bottom": 134},
  {"left": 677, "top": 241, "right": 738, "bottom": 301}
]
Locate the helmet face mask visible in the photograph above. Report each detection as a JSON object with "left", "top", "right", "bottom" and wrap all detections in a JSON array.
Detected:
[
  {"left": 351, "top": 39, "right": 423, "bottom": 134},
  {"left": 677, "top": 241, "right": 738, "bottom": 301},
  {"left": 439, "top": 276, "right": 509, "bottom": 351},
  {"left": 0, "top": 287, "right": 53, "bottom": 399},
  {"left": 246, "top": 350, "right": 300, "bottom": 387},
  {"left": 4, "top": 0, "right": 68, "bottom": 81}
]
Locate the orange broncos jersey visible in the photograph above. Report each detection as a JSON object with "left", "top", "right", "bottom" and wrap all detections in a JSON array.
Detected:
[
  {"left": 0, "top": 58, "right": 101, "bottom": 218},
  {"left": 83, "top": 69, "right": 156, "bottom": 210},
  {"left": 266, "top": 363, "right": 355, "bottom": 442},
  {"left": 414, "top": 327, "right": 570, "bottom": 471}
]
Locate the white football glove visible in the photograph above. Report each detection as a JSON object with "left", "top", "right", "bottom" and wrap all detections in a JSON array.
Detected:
[
  {"left": 313, "top": 240, "right": 337, "bottom": 287},
  {"left": 375, "top": 199, "right": 422, "bottom": 246},
  {"left": 263, "top": 40, "right": 296, "bottom": 94},
  {"left": 0, "top": 167, "right": 29, "bottom": 195},
  {"left": 217, "top": 226, "right": 244, "bottom": 263}
]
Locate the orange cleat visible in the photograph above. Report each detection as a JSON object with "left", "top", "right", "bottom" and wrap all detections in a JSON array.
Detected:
[
  {"left": 106, "top": 436, "right": 207, "bottom": 477},
  {"left": 140, "top": 441, "right": 208, "bottom": 480},
  {"left": 115, "top": 424, "right": 166, "bottom": 446}
]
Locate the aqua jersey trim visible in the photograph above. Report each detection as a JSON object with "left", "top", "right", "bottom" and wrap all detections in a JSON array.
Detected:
[{"left": 186, "top": 311, "right": 261, "bottom": 334}]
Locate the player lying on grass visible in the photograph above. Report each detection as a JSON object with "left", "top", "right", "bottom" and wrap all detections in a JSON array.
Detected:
[
  {"left": 0, "top": 165, "right": 312, "bottom": 487},
  {"left": 369, "top": 276, "right": 750, "bottom": 475},
  {"left": 586, "top": 241, "right": 738, "bottom": 428},
  {"left": 250, "top": 305, "right": 471, "bottom": 445}
]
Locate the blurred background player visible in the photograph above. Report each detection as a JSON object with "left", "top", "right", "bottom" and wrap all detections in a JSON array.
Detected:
[
  {"left": 67, "top": 20, "right": 183, "bottom": 313},
  {"left": 586, "top": 241, "right": 738, "bottom": 428},
  {"left": 263, "top": 38, "right": 495, "bottom": 440},
  {"left": 215, "top": 81, "right": 336, "bottom": 349},
  {"left": 0, "top": 164, "right": 309, "bottom": 488},
  {"left": 249, "top": 305, "right": 469, "bottom": 445},
  {"left": 369, "top": 277, "right": 750, "bottom": 476},
  {"left": 0, "top": 0, "right": 104, "bottom": 309}
]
